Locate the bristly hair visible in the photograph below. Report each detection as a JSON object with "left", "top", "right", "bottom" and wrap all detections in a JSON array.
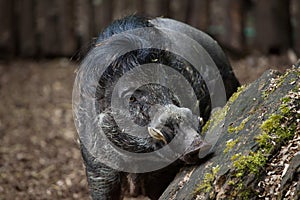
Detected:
[{"left": 96, "top": 15, "right": 154, "bottom": 43}]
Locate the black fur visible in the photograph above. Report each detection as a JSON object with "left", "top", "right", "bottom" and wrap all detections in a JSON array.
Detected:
[{"left": 78, "top": 15, "right": 240, "bottom": 200}]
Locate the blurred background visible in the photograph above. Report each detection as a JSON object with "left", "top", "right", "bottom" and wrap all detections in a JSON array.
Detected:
[
  {"left": 0, "top": 0, "right": 299, "bottom": 199},
  {"left": 1, "top": 0, "right": 300, "bottom": 59}
]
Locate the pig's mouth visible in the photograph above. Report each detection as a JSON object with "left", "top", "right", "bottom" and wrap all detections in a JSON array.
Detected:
[
  {"left": 147, "top": 105, "right": 212, "bottom": 164},
  {"left": 180, "top": 138, "right": 212, "bottom": 164},
  {"left": 177, "top": 124, "right": 212, "bottom": 164}
]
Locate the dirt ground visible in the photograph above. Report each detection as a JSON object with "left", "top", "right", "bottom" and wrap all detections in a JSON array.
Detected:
[
  {"left": 0, "top": 59, "right": 89, "bottom": 200},
  {"left": 0, "top": 53, "right": 296, "bottom": 200}
]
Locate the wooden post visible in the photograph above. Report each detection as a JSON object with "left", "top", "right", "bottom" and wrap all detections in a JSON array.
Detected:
[
  {"left": 16, "top": 0, "right": 37, "bottom": 57},
  {"left": 0, "top": 0, "right": 15, "bottom": 58},
  {"left": 254, "top": 0, "right": 292, "bottom": 54},
  {"left": 169, "top": 0, "right": 189, "bottom": 22},
  {"left": 112, "top": 0, "right": 140, "bottom": 20},
  {"left": 75, "top": 0, "right": 94, "bottom": 56},
  {"left": 224, "top": 0, "right": 245, "bottom": 51},
  {"left": 186, "top": 0, "right": 210, "bottom": 31},
  {"left": 141, "top": 0, "right": 170, "bottom": 18},
  {"left": 92, "top": 0, "right": 113, "bottom": 36},
  {"left": 56, "top": 0, "right": 77, "bottom": 56},
  {"left": 36, "top": 0, "right": 58, "bottom": 56},
  {"left": 210, "top": 0, "right": 246, "bottom": 52}
]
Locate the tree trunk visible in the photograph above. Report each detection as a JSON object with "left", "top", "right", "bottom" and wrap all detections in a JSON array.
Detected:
[{"left": 160, "top": 67, "right": 300, "bottom": 199}]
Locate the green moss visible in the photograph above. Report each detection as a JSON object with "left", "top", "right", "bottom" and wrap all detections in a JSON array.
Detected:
[
  {"left": 203, "top": 85, "right": 247, "bottom": 135},
  {"left": 281, "top": 96, "right": 291, "bottom": 104},
  {"left": 239, "top": 189, "right": 252, "bottom": 199},
  {"left": 262, "top": 71, "right": 288, "bottom": 99},
  {"left": 228, "top": 117, "right": 249, "bottom": 134},
  {"left": 231, "top": 153, "right": 242, "bottom": 161},
  {"left": 255, "top": 132, "right": 272, "bottom": 151},
  {"left": 226, "top": 180, "right": 255, "bottom": 199},
  {"left": 296, "top": 69, "right": 300, "bottom": 76},
  {"left": 206, "top": 106, "right": 229, "bottom": 133},
  {"left": 224, "top": 138, "right": 239, "bottom": 153},
  {"left": 194, "top": 165, "right": 220, "bottom": 194},
  {"left": 260, "top": 114, "right": 283, "bottom": 133},
  {"left": 228, "top": 180, "right": 235, "bottom": 185},
  {"left": 202, "top": 120, "right": 211, "bottom": 133},
  {"left": 228, "top": 85, "right": 246, "bottom": 104},
  {"left": 262, "top": 91, "right": 268, "bottom": 100},
  {"left": 259, "top": 110, "right": 296, "bottom": 153},
  {"left": 226, "top": 151, "right": 266, "bottom": 199},
  {"left": 231, "top": 151, "right": 267, "bottom": 177},
  {"left": 279, "top": 103, "right": 290, "bottom": 115},
  {"left": 275, "top": 73, "right": 286, "bottom": 89},
  {"left": 289, "top": 77, "right": 296, "bottom": 84},
  {"left": 226, "top": 70, "right": 299, "bottom": 199},
  {"left": 257, "top": 84, "right": 298, "bottom": 153}
]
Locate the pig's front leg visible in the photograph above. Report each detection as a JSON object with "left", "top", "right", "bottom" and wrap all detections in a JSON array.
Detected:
[{"left": 81, "top": 144, "right": 122, "bottom": 200}]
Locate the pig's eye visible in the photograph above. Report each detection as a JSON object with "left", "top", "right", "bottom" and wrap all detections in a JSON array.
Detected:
[{"left": 129, "top": 96, "right": 136, "bottom": 102}]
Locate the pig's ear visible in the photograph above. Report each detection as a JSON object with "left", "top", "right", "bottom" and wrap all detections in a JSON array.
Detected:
[{"left": 147, "top": 127, "right": 167, "bottom": 144}]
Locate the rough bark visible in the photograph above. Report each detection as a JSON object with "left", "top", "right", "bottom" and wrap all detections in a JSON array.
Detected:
[{"left": 159, "top": 65, "right": 300, "bottom": 200}]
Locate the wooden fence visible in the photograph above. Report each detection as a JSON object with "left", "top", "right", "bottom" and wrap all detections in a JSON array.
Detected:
[{"left": 0, "top": 0, "right": 299, "bottom": 59}]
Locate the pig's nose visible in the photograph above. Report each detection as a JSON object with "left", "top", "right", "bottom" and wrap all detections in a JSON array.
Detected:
[
  {"left": 181, "top": 142, "right": 212, "bottom": 164},
  {"left": 181, "top": 151, "right": 200, "bottom": 164}
]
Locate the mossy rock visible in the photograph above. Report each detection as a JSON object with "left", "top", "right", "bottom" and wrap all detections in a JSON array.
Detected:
[{"left": 159, "top": 67, "right": 300, "bottom": 200}]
